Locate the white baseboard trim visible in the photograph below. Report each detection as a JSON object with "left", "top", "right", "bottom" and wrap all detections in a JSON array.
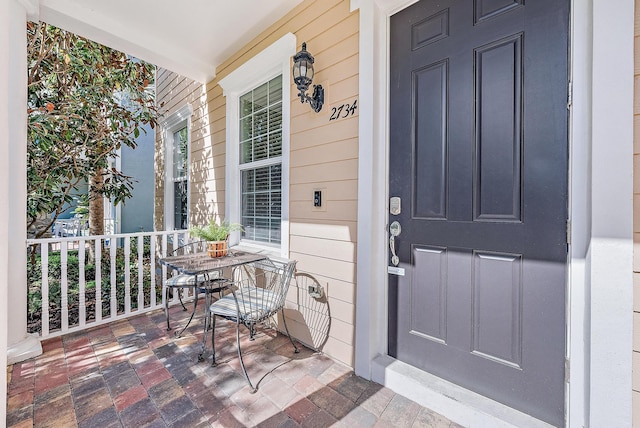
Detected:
[{"left": 7, "top": 334, "right": 42, "bottom": 365}]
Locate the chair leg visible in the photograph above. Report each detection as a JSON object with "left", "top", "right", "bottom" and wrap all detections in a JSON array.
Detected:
[
  {"left": 236, "top": 319, "right": 256, "bottom": 393},
  {"left": 165, "top": 286, "right": 188, "bottom": 331},
  {"left": 211, "top": 314, "right": 221, "bottom": 367},
  {"left": 177, "top": 288, "right": 187, "bottom": 311},
  {"left": 200, "top": 309, "right": 214, "bottom": 362},
  {"left": 165, "top": 287, "right": 171, "bottom": 331},
  {"left": 280, "top": 308, "right": 299, "bottom": 354}
]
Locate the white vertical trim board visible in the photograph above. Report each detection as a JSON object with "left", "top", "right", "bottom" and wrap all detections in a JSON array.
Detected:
[
  {"left": 161, "top": 103, "right": 193, "bottom": 231},
  {"left": 6, "top": 0, "right": 42, "bottom": 367},
  {"left": 587, "top": 0, "right": 634, "bottom": 425}
]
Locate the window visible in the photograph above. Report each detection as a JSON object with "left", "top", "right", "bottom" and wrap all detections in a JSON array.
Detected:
[
  {"left": 239, "top": 77, "right": 283, "bottom": 244},
  {"left": 219, "top": 33, "right": 294, "bottom": 256},
  {"left": 162, "top": 104, "right": 192, "bottom": 230},
  {"left": 171, "top": 126, "right": 188, "bottom": 230}
]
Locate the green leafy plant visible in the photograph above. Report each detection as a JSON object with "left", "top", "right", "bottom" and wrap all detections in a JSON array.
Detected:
[
  {"left": 71, "top": 194, "right": 89, "bottom": 218},
  {"left": 27, "top": 22, "right": 156, "bottom": 238},
  {"left": 189, "top": 219, "right": 243, "bottom": 242}
]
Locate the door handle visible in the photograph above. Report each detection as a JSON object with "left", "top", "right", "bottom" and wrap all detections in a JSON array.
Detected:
[{"left": 389, "top": 221, "right": 401, "bottom": 266}]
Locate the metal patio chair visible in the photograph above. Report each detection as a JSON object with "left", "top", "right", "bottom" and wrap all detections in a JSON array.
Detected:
[
  {"left": 163, "top": 240, "right": 227, "bottom": 334},
  {"left": 204, "top": 258, "right": 299, "bottom": 392}
]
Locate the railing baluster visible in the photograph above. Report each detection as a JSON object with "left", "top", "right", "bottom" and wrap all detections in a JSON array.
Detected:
[
  {"left": 172, "top": 231, "right": 178, "bottom": 303},
  {"left": 78, "top": 240, "right": 86, "bottom": 328},
  {"left": 110, "top": 238, "right": 117, "bottom": 317},
  {"left": 162, "top": 235, "right": 168, "bottom": 306},
  {"left": 60, "top": 241, "right": 69, "bottom": 333},
  {"left": 150, "top": 236, "right": 157, "bottom": 307},
  {"left": 95, "top": 238, "right": 102, "bottom": 322},
  {"left": 41, "top": 243, "right": 49, "bottom": 337},
  {"left": 138, "top": 236, "right": 144, "bottom": 310},
  {"left": 124, "top": 236, "right": 131, "bottom": 314}
]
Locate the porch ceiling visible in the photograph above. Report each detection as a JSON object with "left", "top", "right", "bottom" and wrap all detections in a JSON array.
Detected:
[{"left": 33, "top": 0, "right": 304, "bottom": 83}]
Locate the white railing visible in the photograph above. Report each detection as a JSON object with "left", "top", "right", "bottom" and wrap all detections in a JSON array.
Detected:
[{"left": 26, "top": 230, "right": 193, "bottom": 339}]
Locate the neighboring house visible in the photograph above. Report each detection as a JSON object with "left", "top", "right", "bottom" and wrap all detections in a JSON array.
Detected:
[
  {"left": 51, "top": 121, "right": 155, "bottom": 237},
  {"left": 2, "top": 1, "right": 638, "bottom": 427},
  {"left": 110, "top": 121, "right": 155, "bottom": 234}
]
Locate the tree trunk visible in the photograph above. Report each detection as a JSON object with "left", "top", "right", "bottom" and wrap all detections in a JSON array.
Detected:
[{"left": 89, "top": 169, "right": 104, "bottom": 236}]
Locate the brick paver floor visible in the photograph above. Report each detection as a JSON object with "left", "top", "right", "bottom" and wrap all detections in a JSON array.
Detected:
[{"left": 7, "top": 303, "right": 463, "bottom": 427}]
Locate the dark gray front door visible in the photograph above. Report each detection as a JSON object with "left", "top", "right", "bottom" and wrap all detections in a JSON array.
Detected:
[{"left": 388, "top": 0, "right": 569, "bottom": 425}]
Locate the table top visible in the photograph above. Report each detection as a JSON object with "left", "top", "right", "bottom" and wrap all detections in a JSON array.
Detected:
[{"left": 159, "top": 250, "right": 267, "bottom": 275}]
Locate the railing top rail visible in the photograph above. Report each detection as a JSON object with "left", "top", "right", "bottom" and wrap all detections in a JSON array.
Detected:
[{"left": 27, "top": 229, "right": 189, "bottom": 245}]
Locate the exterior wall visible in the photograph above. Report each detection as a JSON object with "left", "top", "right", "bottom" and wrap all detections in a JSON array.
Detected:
[
  {"left": 120, "top": 122, "right": 155, "bottom": 233},
  {"left": 154, "top": 71, "right": 212, "bottom": 230},
  {"left": 155, "top": 0, "right": 359, "bottom": 366}
]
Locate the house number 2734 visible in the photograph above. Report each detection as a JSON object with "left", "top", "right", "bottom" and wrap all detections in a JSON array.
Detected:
[{"left": 329, "top": 99, "right": 357, "bottom": 121}]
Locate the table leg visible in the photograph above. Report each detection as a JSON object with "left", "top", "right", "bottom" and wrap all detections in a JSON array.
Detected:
[{"left": 174, "top": 286, "right": 198, "bottom": 338}]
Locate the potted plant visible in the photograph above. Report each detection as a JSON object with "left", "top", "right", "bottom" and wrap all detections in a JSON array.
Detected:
[{"left": 189, "top": 219, "right": 243, "bottom": 258}]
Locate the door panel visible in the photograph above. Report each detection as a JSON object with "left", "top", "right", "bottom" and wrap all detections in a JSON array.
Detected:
[
  {"left": 472, "top": 251, "right": 522, "bottom": 368},
  {"left": 414, "top": 62, "right": 448, "bottom": 219},
  {"left": 388, "top": 0, "right": 569, "bottom": 425},
  {"left": 474, "top": 35, "right": 522, "bottom": 221},
  {"left": 411, "top": 246, "right": 447, "bottom": 342}
]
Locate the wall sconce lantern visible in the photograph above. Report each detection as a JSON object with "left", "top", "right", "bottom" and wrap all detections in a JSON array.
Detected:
[{"left": 292, "top": 42, "right": 324, "bottom": 113}]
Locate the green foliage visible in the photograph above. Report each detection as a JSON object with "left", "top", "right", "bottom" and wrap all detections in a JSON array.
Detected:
[
  {"left": 26, "top": 22, "right": 157, "bottom": 238},
  {"left": 189, "top": 219, "right": 243, "bottom": 242},
  {"left": 71, "top": 194, "right": 89, "bottom": 217}
]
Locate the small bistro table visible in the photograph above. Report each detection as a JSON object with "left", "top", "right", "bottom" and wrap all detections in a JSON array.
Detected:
[{"left": 158, "top": 249, "right": 268, "bottom": 338}]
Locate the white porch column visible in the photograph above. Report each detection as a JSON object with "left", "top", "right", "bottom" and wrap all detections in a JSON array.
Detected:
[
  {"left": 1, "top": 1, "right": 10, "bottom": 423},
  {"left": 4, "top": 0, "right": 42, "bottom": 366}
]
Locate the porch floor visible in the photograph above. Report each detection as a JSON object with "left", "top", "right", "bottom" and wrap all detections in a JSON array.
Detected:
[{"left": 7, "top": 304, "right": 462, "bottom": 427}]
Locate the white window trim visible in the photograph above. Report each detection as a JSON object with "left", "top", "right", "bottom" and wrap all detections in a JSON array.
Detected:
[
  {"left": 161, "top": 103, "right": 193, "bottom": 231},
  {"left": 219, "top": 33, "right": 295, "bottom": 258}
]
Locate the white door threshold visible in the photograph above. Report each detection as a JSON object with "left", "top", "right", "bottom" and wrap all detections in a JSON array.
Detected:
[{"left": 371, "top": 354, "right": 556, "bottom": 428}]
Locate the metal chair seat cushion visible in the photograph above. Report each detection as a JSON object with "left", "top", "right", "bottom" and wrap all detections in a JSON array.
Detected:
[
  {"left": 210, "top": 288, "right": 281, "bottom": 322},
  {"left": 165, "top": 271, "right": 222, "bottom": 288}
]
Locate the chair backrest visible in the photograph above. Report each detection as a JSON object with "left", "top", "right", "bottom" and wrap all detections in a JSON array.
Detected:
[
  {"left": 232, "top": 258, "right": 297, "bottom": 323},
  {"left": 169, "top": 240, "right": 208, "bottom": 257}
]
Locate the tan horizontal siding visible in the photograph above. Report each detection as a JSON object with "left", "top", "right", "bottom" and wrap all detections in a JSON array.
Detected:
[
  {"left": 291, "top": 158, "right": 358, "bottom": 183},
  {"left": 215, "top": 0, "right": 344, "bottom": 81},
  {"left": 304, "top": 272, "right": 355, "bottom": 305},
  {"left": 295, "top": 3, "right": 359, "bottom": 50},
  {"left": 268, "top": 0, "right": 361, "bottom": 369},
  {"left": 289, "top": 235, "right": 356, "bottom": 263},
  {"left": 290, "top": 179, "right": 358, "bottom": 202},
  {"left": 291, "top": 115, "right": 358, "bottom": 150},
  {"left": 290, "top": 201, "right": 357, "bottom": 223},
  {"left": 154, "top": 66, "right": 213, "bottom": 230},
  {"left": 157, "top": 0, "right": 360, "bottom": 367},
  {"left": 156, "top": 70, "right": 186, "bottom": 95},
  {"left": 291, "top": 137, "right": 358, "bottom": 167},
  {"left": 289, "top": 219, "right": 357, "bottom": 242},
  {"left": 289, "top": 251, "right": 356, "bottom": 285}
]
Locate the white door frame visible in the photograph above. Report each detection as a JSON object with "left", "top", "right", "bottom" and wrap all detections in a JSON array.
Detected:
[{"left": 351, "top": 0, "right": 634, "bottom": 426}]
